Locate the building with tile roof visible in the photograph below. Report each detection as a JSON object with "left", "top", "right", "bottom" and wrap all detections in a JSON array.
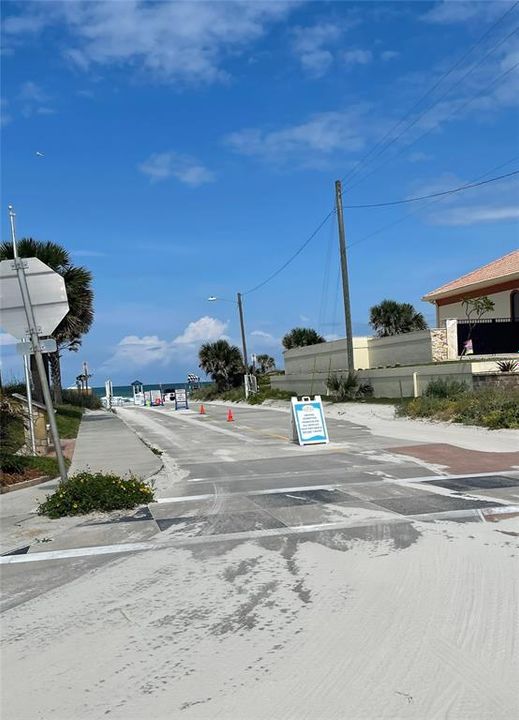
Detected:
[{"left": 423, "top": 250, "right": 519, "bottom": 327}]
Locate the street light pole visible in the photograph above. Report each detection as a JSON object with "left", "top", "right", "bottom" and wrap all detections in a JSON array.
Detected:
[
  {"left": 208, "top": 293, "right": 250, "bottom": 399},
  {"left": 236, "top": 292, "right": 250, "bottom": 399},
  {"left": 335, "top": 180, "right": 355, "bottom": 372}
]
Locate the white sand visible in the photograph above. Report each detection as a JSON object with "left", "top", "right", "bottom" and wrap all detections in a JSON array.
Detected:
[{"left": 2, "top": 514, "right": 518, "bottom": 719}]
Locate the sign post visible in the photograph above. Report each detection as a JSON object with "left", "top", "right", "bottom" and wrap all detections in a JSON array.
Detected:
[
  {"left": 1, "top": 206, "right": 70, "bottom": 482},
  {"left": 290, "top": 395, "right": 329, "bottom": 446},
  {"left": 175, "top": 387, "right": 188, "bottom": 410}
]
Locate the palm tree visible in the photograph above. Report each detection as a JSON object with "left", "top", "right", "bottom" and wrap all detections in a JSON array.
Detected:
[
  {"left": 0, "top": 238, "right": 94, "bottom": 404},
  {"left": 198, "top": 340, "right": 244, "bottom": 391},
  {"left": 369, "top": 299, "right": 428, "bottom": 337},
  {"left": 282, "top": 327, "right": 326, "bottom": 350},
  {"left": 255, "top": 354, "right": 275, "bottom": 373}
]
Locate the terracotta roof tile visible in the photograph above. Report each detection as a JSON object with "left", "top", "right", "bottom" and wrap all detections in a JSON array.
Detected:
[{"left": 423, "top": 250, "right": 519, "bottom": 301}]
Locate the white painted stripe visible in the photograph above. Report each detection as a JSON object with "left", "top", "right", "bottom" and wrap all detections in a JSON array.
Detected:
[
  {"left": 1, "top": 542, "right": 154, "bottom": 564},
  {"left": 155, "top": 494, "right": 215, "bottom": 504},
  {"left": 3, "top": 503, "right": 516, "bottom": 565}
]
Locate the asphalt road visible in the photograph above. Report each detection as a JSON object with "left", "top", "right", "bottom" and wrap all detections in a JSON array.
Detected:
[{"left": 2, "top": 403, "right": 518, "bottom": 719}]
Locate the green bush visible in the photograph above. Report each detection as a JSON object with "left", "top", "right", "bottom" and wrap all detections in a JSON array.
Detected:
[
  {"left": 1, "top": 453, "right": 60, "bottom": 478},
  {"left": 327, "top": 372, "right": 374, "bottom": 402},
  {"left": 61, "top": 389, "right": 102, "bottom": 409},
  {"left": 37, "top": 471, "right": 154, "bottom": 518},
  {"left": 496, "top": 359, "right": 518, "bottom": 373},
  {"left": 424, "top": 378, "right": 468, "bottom": 399},
  {"left": 399, "top": 388, "right": 519, "bottom": 430},
  {"left": 0, "top": 453, "right": 26, "bottom": 474}
]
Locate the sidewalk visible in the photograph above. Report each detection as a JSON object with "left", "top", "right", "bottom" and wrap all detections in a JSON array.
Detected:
[
  {"left": 69, "top": 410, "right": 163, "bottom": 477},
  {"left": 0, "top": 409, "right": 162, "bottom": 555}
]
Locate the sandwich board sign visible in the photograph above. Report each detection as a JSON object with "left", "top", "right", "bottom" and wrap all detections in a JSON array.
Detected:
[
  {"left": 175, "top": 387, "right": 188, "bottom": 410},
  {"left": 291, "top": 395, "right": 329, "bottom": 446}
]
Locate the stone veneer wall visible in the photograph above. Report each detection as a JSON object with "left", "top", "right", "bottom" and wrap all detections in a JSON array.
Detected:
[
  {"left": 472, "top": 372, "right": 519, "bottom": 391},
  {"left": 431, "top": 328, "right": 448, "bottom": 362}
]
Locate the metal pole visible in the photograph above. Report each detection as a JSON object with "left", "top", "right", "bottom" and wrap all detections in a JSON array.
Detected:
[
  {"left": 8, "top": 205, "right": 68, "bottom": 483},
  {"left": 237, "top": 292, "right": 249, "bottom": 399},
  {"left": 10, "top": 212, "right": 37, "bottom": 455},
  {"left": 334, "top": 180, "right": 355, "bottom": 372},
  {"left": 23, "top": 352, "right": 37, "bottom": 454}
]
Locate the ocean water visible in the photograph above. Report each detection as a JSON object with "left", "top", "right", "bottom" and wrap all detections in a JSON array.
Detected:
[{"left": 91, "top": 382, "right": 211, "bottom": 398}]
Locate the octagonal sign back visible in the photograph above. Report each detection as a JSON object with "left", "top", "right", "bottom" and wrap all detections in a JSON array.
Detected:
[{"left": 0, "top": 258, "right": 69, "bottom": 339}]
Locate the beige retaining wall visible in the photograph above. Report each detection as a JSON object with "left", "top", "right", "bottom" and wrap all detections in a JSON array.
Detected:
[
  {"left": 283, "top": 328, "right": 451, "bottom": 378},
  {"left": 272, "top": 360, "right": 518, "bottom": 399}
]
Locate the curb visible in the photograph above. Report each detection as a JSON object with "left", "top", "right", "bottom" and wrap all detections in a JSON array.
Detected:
[{"left": 1, "top": 475, "right": 52, "bottom": 494}]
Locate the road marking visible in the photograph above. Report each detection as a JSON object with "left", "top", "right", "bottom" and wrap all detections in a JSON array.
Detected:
[
  {"left": 0, "top": 515, "right": 410, "bottom": 565},
  {"left": 4, "top": 504, "right": 515, "bottom": 566},
  {"left": 154, "top": 483, "right": 347, "bottom": 504}
]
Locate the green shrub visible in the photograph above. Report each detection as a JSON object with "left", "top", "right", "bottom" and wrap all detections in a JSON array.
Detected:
[
  {"left": 327, "top": 372, "right": 374, "bottom": 402},
  {"left": 496, "top": 359, "right": 518, "bottom": 373},
  {"left": 1, "top": 453, "right": 60, "bottom": 478},
  {"left": 61, "top": 389, "right": 102, "bottom": 410},
  {"left": 399, "top": 387, "right": 519, "bottom": 430},
  {"left": 424, "top": 378, "right": 468, "bottom": 399},
  {"left": 37, "top": 471, "right": 155, "bottom": 518},
  {"left": 0, "top": 453, "right": 26, "bottom": 474}
]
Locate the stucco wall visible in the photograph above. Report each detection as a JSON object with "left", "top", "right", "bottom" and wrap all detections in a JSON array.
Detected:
[
  {"left": 283, "top": 337, "right": 370, "bottom": 376},
  {"left": 368, "top": 330, "right": 433, "bottom": 367},
  {"left": 272, "top": 361, "right": 480, "bottom": 399},
  {"left": 438, "top": 288, "right": 517, "bottom": 325},
  {"left": 283, "top": 329, "right": 438, "bottom": 375}
]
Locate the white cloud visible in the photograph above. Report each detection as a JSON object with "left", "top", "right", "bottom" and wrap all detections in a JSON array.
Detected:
[
  {"left": 225, "top": 106, "right": 375, "bottom": 167},
  {"left": 324, "top": 333, "right": 341, "bottom": 342},
  {"left": 18, "top": 80, "right": 55, "bottom": 117},
  {"left": 19, "top": 80, "right": 48, "bottom": 103},
  {"left": 250, "top": 330, "right": 279, "bottom": 348},
  {"left": 291, "top": 23, "right": 342, "bottom": 78},
  {"left": 103, "top": 335, "right": 172, "bottom": 369},
  {"left": 101, "top": 316, "right": 228, "bottom": 370},
  {"left": 381, "top": 50, "right": 399, "bottom": 62},
  {"left": 342, "top": 49, "right": 372, "bottom": 67},
  {"left": 421, "top": 1, "right": 506, "bottom": 25},
  {"left": 139, "top": 152, "right": 214, "bottom": 186},
  {"left": 173, "top": 316, "right": 228, "bottom": 345},
  {"left": 432, "top": 205, "right": 519, "bottom": 226},
  {"left": 4, "top": 1, "right": 297, "bottom": 85},
  {"left": 0, "top": 98, "right": 12, "bottom": 126},
  {"left": 71, "top": 250, "right": 107, "bottom": 258},
  {"left": 410, "top": 173, "right": 519, "bottom": 227}
]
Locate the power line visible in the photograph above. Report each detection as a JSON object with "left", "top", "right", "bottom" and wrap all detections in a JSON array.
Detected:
[
  {"left": 343, "top": 170, "right": 519, "bottom": 209},
  {"left": 342, "top": 2, "right": 519, "bottom": 188},
  {"left": 347, "top": 156, "right": 519, "bottom": 252},
  {"left": 347, "top": 58, "right": 519, "bottom": 193},
  {"left": 243, "top": 209, "right": 335, "bottom": 295}
]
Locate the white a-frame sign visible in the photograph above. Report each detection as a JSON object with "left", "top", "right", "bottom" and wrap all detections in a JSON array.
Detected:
[{"left": 291, "top": 395, "right": 329, "bottom": 446}]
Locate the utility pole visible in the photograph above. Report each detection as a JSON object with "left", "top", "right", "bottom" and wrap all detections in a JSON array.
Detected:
[
  {"left": 236, "top": 292, "right": 250, "bottom": 398},
  {"left": 335, "top": 180, "right": 355, "bottom": 372},
  {"left": 8, "top": 206, "right": 68, "bottom": 482}
]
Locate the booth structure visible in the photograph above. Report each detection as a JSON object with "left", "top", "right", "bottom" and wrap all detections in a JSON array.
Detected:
[{"left": 131, "top": 380, "right": 144, "bottom": 405}]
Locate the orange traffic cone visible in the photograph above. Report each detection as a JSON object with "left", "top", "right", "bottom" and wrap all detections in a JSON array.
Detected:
[
  {"left": 227, "top": 408, "right": 234, "bottom": 422},
  {"left": 199, "top": 404, "right": 206, "bottom": 415}
]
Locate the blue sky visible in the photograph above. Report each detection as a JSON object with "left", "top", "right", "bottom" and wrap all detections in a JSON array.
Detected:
[{"left": 1, "top": 0, "right": 518, "bottom": 387}]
